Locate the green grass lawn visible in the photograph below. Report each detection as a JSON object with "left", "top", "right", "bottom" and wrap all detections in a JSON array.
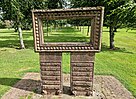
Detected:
[
  {"left": 0, "top": 27, "right": 136, "bottom": 98},
  {"left": 43, "top": 26, "right": 89, "bottom": 42}
]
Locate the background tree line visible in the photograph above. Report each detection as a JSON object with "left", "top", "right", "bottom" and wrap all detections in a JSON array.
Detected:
[{"left": 0, "top": 0, "right": 136, "bottom": 49}]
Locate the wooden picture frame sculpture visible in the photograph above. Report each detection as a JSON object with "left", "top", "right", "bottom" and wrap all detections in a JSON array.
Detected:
[{"left": 32, "top": 7, "right": 104, "bottom": 96}]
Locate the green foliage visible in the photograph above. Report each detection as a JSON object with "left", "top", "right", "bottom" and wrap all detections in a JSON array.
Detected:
[
  {"left": 0, "top": 0, "right": 49, "bottom": 30},
  {"left": 48, "top": 0, "right": 63, "bottom": 9},
  {"left": 70, "top": 0, "right": 136, "bottom": 49},
  {"left": 70, "top": 0, "right": 136, "bottom": 29},
  {"left": 0, "top": 0, "right": 67, "bottom": 30},
  {"left": 111, "top": 1, "right": 136, "bottom": 29}
]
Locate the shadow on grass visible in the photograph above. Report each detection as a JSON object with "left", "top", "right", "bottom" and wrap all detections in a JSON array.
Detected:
[
  {"left": 43, "top": 27, "right": 79, "bottom": 33},
  {"left": 0, "top": 40, "right": 34, "bottom": 49},
  {"left": 0, "top": 27, "right": 133, "bottom": 54},
  {"left": 128, "top": 31, "right": 136, "bottom": 34},
  {"left": 44, "top": 27, "right": 89, "bottom": 42},
  {"left": 0, "top": 78, "right": 71, "bottom": 95},
  {"left": 11, "top": 31, "right": 33, "bottom": 39},
  {"left": 0, "top": 36, "right": 18, "bottom": 40},
  {"left": 0, "top": 30, "right": 15, "bottom": 33},
  {"left": 0, "top": 78, "right": 41, "bottom": 94},
  {"left": 24, "top": 40, "right": 34, "bottom": 49},
  {"left": 57, "top": 27, "right": 79, "bottom": 33},
  {"left": 0, "top": 29, "right": 34, "bottom": 49},
  {"left": 103, "top": 30, "right": 109, "bottom": 32},
  {"left": 0, "top": 40, "right": 19, "bottom": 48},
  {"left": 0, "top": 39, "right": 133, "bottom": 55},
  {"left": 101, "top": 43, "right": 134, "bottom": 54},
  {"left": 44, "top": 36, "right": 89, "bottom": 42},
  {"left": 0, "top": 27, "right": 89, "bottom": 49}
]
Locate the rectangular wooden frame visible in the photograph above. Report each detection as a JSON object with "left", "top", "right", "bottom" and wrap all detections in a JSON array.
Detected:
[{"left": 32, "top": 7, "right": 104, "bottom": 52}]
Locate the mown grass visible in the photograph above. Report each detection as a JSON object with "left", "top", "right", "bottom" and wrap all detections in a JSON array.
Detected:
[
  {"left": 0, "top": 27, "right": 136, "bottom": 97},
  {"left": 95, "top": 27, "right": 136, "bottom": 97},
  {"left": 43, "top": 26, "right": 89, "bottom": 42}
]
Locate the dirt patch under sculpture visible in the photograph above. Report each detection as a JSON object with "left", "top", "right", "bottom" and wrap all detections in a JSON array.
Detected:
[{"left": 2, "top": 73, "right": 135, "bottom": 99}]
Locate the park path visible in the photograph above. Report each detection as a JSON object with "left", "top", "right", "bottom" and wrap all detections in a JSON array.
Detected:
[{"left": 2, "top": 73, "right": 135, "bottom": 99}]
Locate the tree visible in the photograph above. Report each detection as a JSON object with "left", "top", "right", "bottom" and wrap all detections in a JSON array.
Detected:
[
  {"left": 0, "top": 0, "right": 48, "bottom": 49},
  {"left": 47, "top": 0, "right": 65, "bottom": 34},
  {"left": 12, "top": 0, "right": 26, "bottom": 49},
  {"left": 70, "top": 0, "right": 135, "bottom": 49},
  {"left": 104, "top": 0, "right": 131, "bottom": 49},
  {"left": 48, "top": 0, "right": 67, "bottom": 9},
  {"left": 0, "top": 0, "right": 25, "bottom": 49},
  {"left": 111, "top": 1, "right": 136, "bottom": 30}
]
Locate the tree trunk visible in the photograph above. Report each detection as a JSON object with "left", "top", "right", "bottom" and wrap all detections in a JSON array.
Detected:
[
  {"left": 114, "top": 27, "right": 117, "bottom": 32},
  {"left": 109, "top": 26, "right": 115, "bottom": 49},
  {"left": 77, "top": 25, "right": 79, "bottom": 30},
  {"left": 47, "top": 22, "right": 48, "bottom": 36},
  {"left": 87, "top": 26, "right": 89, "bottom": 36},
  {"left": 80, "top": 26, "right": 81, "bottom": 31},
  {"left": 18, "top": 26, "right": 25, "bottom": 49},
  {"left": 50, "top": 25, "right": 52, "bottom": 33},
  {"left": 14, "top": 24, "right": 18, "bottom": 32},
  {"left": 15, "top": 28, "right": 18, "bottom": 32},
  {"left": 82, "top": 25, "right": 84, "bottom": 34}
]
